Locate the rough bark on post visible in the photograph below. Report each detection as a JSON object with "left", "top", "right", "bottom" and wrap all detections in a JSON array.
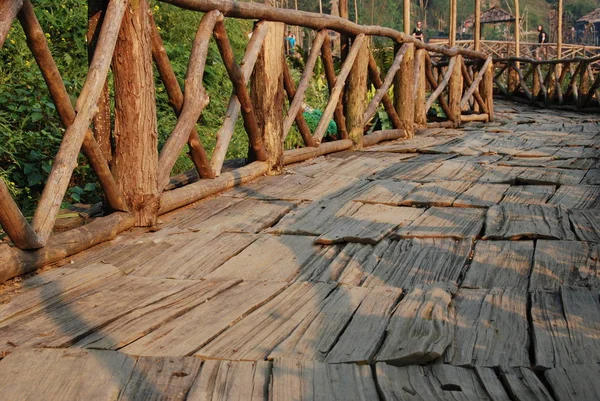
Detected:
[
  {"left": 394, "top": 42, "right": 415, "bottom": 138},
  {"left": 448, "top": 55, "right": 463, "bottom": 127},
  {"left": 414, "top": 48, "right": 427, "bottom": 127},
  {"left": 88, "top": 0, "right": 112, "bottom": 163},
  {"left": 345, "top": 37, "right": 368, "bottom": 149},
  {"left": 111, "top": 0, "right": 159, "bottom": 226},
  {"left": 250, "top": 21, "right": 285, "bottom": 174}
]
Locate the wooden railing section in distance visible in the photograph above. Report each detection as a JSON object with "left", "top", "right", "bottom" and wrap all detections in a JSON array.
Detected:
[
  {"left": 493, "top": 55, "right": 600, "bottom": 110},
  {"left": 434, "top": 39, "right": 600, "bottom": 68},
  {"left": 0, "top": 0, "right": 493, "bottom": 283}
]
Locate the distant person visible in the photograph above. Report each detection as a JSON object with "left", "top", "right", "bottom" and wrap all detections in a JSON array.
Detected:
[
  {"left": 412, "top": 21, "right": 424, "bottom": 42},
  {"left": 537, "top": 25, "right": 548, "bottom": 60},
  {"left": 286, "top": 31, "right": 296, "bottom": 56},
  {"left": 290, "top": 33, "right": 296, "bottom": 55}
]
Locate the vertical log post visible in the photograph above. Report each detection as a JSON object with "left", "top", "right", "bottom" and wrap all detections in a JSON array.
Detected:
[
  {"left": 448, "top": 55, "right": 463, "bottom": 126},
  {"left": 394, "top": 43, "right": 415, "bottom": 138},
  {"left": 112, "top": 0, "right": 159, "bottom": 226},
  {"left": 414, "top": 48, "right": 427, "bottom": 127},
  {"left": 556, "top": 0, "right": 563, "bottom": 78},
  {"left": 345, "top": 37, "right": 368, "bottom": 149},
  {"left": 403, "top": 0, "right": 410, "bottom": 35},
  {"left": 449, "top": 0, "right": 457, "bottom": 47},
  {"left": 250, "top": 21, "right": 285, "bottom": 174},
  {"left": 481, "top": 59, "right": 494, "bottom": 121},
  {"left": 474, "top": 0, "right": 481, "bottom": 52}
]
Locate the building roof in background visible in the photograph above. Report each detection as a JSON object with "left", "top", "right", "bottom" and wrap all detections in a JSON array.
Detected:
[{"left": 577, "top": 8, "right": 600, "bottom": 24}]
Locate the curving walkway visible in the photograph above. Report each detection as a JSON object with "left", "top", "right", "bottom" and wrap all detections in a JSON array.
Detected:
[{"left": 0, "top": 100, "right": 599, "bottom": 400}]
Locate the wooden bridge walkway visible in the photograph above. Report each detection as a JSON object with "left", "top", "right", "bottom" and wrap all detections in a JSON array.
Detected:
[{"left": 0, "top": 100, "right": 598, "bottom": 400}]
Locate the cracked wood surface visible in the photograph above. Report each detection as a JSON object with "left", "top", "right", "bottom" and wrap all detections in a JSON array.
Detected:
[{"left": 0, "top": 100, "right": 599, "bottom": 399}]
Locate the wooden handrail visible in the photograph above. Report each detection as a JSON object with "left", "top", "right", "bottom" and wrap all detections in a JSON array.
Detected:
[
  {"left": 159, "top": 0, "right": 488, "bottom": 60},
  {"left": 0, "top": 0, "right": 496, "bottom": 274}
]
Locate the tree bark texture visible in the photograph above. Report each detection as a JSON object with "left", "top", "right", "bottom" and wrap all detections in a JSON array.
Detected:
[
  {"left": 112, "top": 0, "right": 159, "bottom": 226},
  {"left": 250, "top": 21, "right": 285, "bottom": 173},
  {"left": 345, "top": 37, "right": 368, "bottom": 149}
]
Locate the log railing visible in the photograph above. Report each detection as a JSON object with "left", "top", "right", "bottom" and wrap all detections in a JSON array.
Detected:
[
  {"left": 493, "top": 54, "right": 600, "bottom": 110},
  {"left": 434, "top": 39, "right": 600, "bottom": 68},
  {"left": 0, "top": 0, "right": 493, "bottom": 283}
]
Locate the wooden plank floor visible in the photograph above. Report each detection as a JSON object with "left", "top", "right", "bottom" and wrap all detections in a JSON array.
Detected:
[{"left": 1, "top": 100, "right": 600, "bottom": 400}]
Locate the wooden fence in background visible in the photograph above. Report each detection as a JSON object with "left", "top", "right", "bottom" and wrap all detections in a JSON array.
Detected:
[
  {"left": 493, "top": 54, "right": 600, "bottom": 109},
  {"left": 0, "top": 0, "right": 493, "bottom": 282}
]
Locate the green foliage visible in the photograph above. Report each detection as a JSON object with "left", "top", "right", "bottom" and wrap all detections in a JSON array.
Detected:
[
  {"left": 303, "top": 109, "right": 337, "bottom": 137},
  {"left": 0, "top": 1, "right": 255, "bottom": 216}
]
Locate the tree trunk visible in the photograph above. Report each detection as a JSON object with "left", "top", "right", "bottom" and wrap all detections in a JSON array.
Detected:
[
  {"left": 250, "top": 21, "right": 285, "bottom": 174},
  {"left": 111, "top": 0, "right": 159, "bottom": 226},
  {"left": 345, "top": 37, "right": 368, "bottom": 149},
  {"left": 394, "top": 42, "right": 415, "bottom": 137}
]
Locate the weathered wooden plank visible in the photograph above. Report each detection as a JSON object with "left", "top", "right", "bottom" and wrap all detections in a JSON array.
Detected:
[
  {"left": 400, "top": 181, "right": 473, "bottom": 207},
  {"left": 376, "top": 282, "right": 456, "bottom": 365},
  {"left": 569, "top": 209, "right": 600, "bottom": 242},
  {"left": 364, "top": 238, "right": 472, "bottom": 289},
  {"left": 269, "top": 181, "right": 372, "bottom": 236},
  {"left": 186, "top": 360, "right": 270, "bottom": 401},
  {"left": 129, "top": 232, "right": 257, "bottom": 279},
  {"left": 582, "top": 169, "right": 600, "bottom": 185},
  {"left": 422, "top": 161, "right": 486, "bottom": 182},
  {"left": 374, "top": 162, "right": 443, "bottom": 181},
  {"left": 531, "top": 287, "right": 600, "bottom": 369},
  {"left": 0, "top": 276, "right": 200, "bottom": 353},
  {"left": 553, "top": 146, "right": 586, "bottom": 159},
  {"left": 196, "top": 282, "right": 336, "bottom": 361},
  {"left": 75, "top": 279, "right": 240, "bottom": 350},
  {"left": 268, "top": 285, "right": 370, "bottom": 361},
  {"left": 290, "top": 154, "right": 398, "bottom": 179},
  {"left": 121, "top": 280, "right": 287, "bottom": 357},
  {"left": 364, "top": 135, "right": 458, "bottom": 153},
  {"left": 395, "top": 207, "right": 485, "bottom": 239},
  {"left": 325, "top": 286, "right": 402, "bottom": 364},
  {"left": 479, "top": 166, "right": 524, "bottom": 184},
  {"left": 229, "top": 172, "right": 361, "bottom": 202},
  {"left": 548, "top": 185, "right": 600, "bottom": 209},
  {"left": 207, "top": 235, "right": 323, "bottom": 282},
  {"left": 118, "top": 356, "right": 203, "bottom": 401},
  {"left": 530, "top": 241, "right": 600, "bottom": 292},
  {"left": 271, "top": 359, "right": 379, "bottom": 401},
  {"left": 484, "top": 205, "right": 576, "bottom": 240},
  {"left": 545, "top": 364, "right": 600, "bottom": 401},
  {"left": 517, "top": 168, "right": 585, "bottom": 186},
  {"left": 0, "top": 263, "right": 121, "bottom": 326},
  {"left": 162, "top": 197, "right": 241, "bottom": 229},
  {"left": 500, "top": 367, "right": 555, "bottom": 401},
  {"left": 185, "top": 199, "right": 296, "bottom": 233},
  {"left": 0, "top": 348, "right": 136, "bottom": 400},
  {"left": 474, "top": 368, "right": 512, "bottom": 401},
  {"left": 515, "top": 146, "right": 559, "bottom": 158},
  {"left": 316, "top": 203, "right": 424, "bottom": 245},
  {"left": 298, "top": 241, "right": 383, "bottom": 285},
  {"left": 353, "top": 179, "right": 421, "bottom": 206},
  {"left": 422, "top": 135, "right": 495, "bottom": 156},
  {"left": 377, "top": 363, "right": 509, "bottom": 401},
  {"left": 454, "top": 183, "right": 510, "bottom": 207},
  {"left": 500, "top": 185, "right": 556, "bottom": 205},
  {"left": 462, "top": 241, "right": 534, "bottom": 291},
  {"left": 445, "top": 288, "right": 529, "bottom": 368}
]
